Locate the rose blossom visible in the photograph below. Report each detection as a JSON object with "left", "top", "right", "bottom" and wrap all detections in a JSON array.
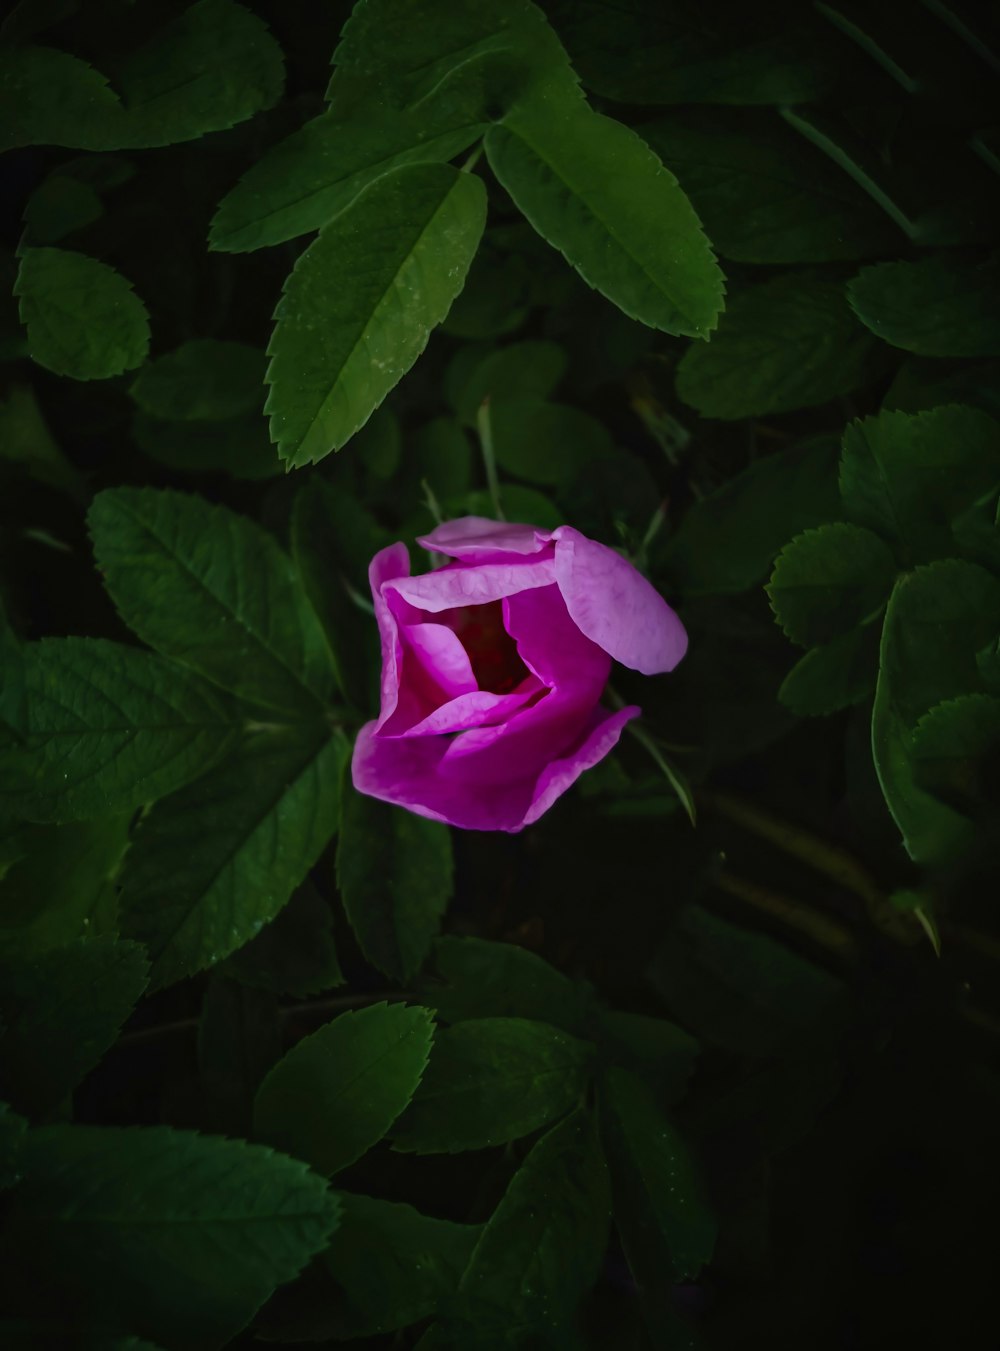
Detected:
[{"left": 350, "top": 516, "right": 687, "bottom": 832}]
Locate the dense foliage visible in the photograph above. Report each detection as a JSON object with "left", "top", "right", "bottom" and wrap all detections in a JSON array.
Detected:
[{"left": 1, "top": 1, "right": 999, "bottom": 1347}]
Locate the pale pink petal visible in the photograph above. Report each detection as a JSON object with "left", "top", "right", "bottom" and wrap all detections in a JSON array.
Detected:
[
  {"left": 386, "top": 553, "right": 556, "bottom": 613},
  {"left": 522, "top": 704, "right": 640, "bottom": 826},
  {"left": 393, "top": 681, "right": 543, "bottom": 737},
  {"left": 552, "top": 526, "right": 688, "bottom": 675},
  {"left": 417, "top": 516, "right": 551, "bottom": 560}
]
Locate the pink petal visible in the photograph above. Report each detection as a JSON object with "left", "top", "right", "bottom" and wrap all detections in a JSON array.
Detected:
[
  {"left": 522, "top": 704, "right": 640, "bottom": 826},
  {"left": 404, "top": 623, "right": 477, "bottom": 698},
  {"left": 386, "top": 553, "right": 556, "bottom": 613},
  {"left": 391, "top": 682, "right": 543, "bottom": 737},
  {"left": 417, "top": 516, "right": 550, "bottom": 561},
  {"left": 369, "top": 542, "right": 411, "bottom": 729},
  {"left": 552, "top": 526, "right": 688, "bottom": 675}
]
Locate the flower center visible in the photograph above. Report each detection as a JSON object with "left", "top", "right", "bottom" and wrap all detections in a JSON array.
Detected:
[{"left": 444, "top": 601, "right": 530, "bottom": 695}]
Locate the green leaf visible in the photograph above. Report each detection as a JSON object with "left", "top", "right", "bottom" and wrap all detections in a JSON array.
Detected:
[
  {"left": 883, "top": 356, "right": 1000, "bottom": 421},
  {"left": 778, "top": 626, "right": 879, "bottom": 716},
  {"left": 22, "top": 172, "right": 103, "bottom": 247},
  {"left": 88, "top": 487, "right": 336, "bottom": 716},
  {"left": 0, "top": 1, "right": 285, "bottom": 152},
  {"left": 873, "top": 562, "right": 1000, "bottom": 863},
  {"left": 326, "top": 0, "right": 575, "bottom": 115},
  {"left": 441, "top": 1110, "right": 610, "bottom": 1345},
  {"left": 594, "top": 1011, "right": 699, "bottom": 1104},
  {"left": 0, "top": 816, "right": 128, "bottom": 958},
  {"left": 489, "top": 398, "right": 613, "bottom": 488},
  {"left": 209, "top": 104, "right": 485, "bottom": 253},
  {"left": 392, "top": 1016, "right": 594, "bottom": 1154},
  {"left": 839, "top": 404, "right": 1000, "bottom": 565},
  {"left": 545, "top": 0, "right": 834, "bottom": 106},
  {"left": 848, "top": 254, "right": 1000, "bottom": 358},
  {"left": 601, "top": 1066, "right": 716, "bottom": 1281},
  {"left": 953, "top": 486, "right": 1000, "bottom": 574},
  {"left": 318, "top": 1193, "right": 482, "bottom": 1340},
  {"left": 0, "top": 383, "right": 82, "bottom": 497},
  {"left": 290, "top": 478, "right": 381, "bottom": 711},
  {"left": 417, "top": 936, "right": 587, "bottom": 1032},
  {"left": 266, "top": 162, "right": 487, "bottom": 467},
  {"left": 451, "top": 339, "right": 568, "bottom": 427},
  {"left": 254, "top": 1002, "right": 434, "bottom": 1176},
  {"left": 647, "top": 904, "right": 853, "bottom": 1057},
  {"left": 132, "top": 410, "right": 281, "bottom": 480},
  {"left": 0, "top": 638, "right": 237, "bottom": 823},
  {"left": 337, "top": 787, "right": 453, "bottom": 981},
  {"left": 642, "top": 111, "right": 898, "bottom": 264},
  {"left": 1, "top": 1124, "right": 339, "bottom": 1348},
  {"left": 197, "top": 975, "right": 282, "bottom": 1138},
  {"left": 676, "top": 270, "right": 878, "bottom": 419},
  {"left": 414, "top": 417, "right": 474, "bottom": 498},
  {"left": 664, "top": 435, "right": 842, "bottom": 595},
  {"left": 222, "top": 880, "right": 344, "bottom": 997},
  {"left": 767, "top": 523, "right": 897, "bottom": 647},
  {"left": 130, "top": 339, "right": 266, "bottom": 421},
  {"left": 486, "top": 91, "right": 724, "bottom": 337},
  {"left": 120, "top": 729, "right": 346, "bottom": 989},
  {"left": 0, "top": 1102, "right": 27, "bottom": 1190},
  {"left": 0, "top": 936, "right": 148, "bottom": 1117},
  {"left": 14, "top": 247, "right": 149, "bottom": 380},
  {"left": 911, "top": 693, "right": 1000, "bottom": 813}
]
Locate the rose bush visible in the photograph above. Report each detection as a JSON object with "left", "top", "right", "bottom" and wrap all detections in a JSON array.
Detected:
[{"left": 351, "top": 516, "right": 688, "bottom": 830}]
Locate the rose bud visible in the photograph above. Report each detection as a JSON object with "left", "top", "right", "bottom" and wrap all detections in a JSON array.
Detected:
[{"left": 351, "top": 517, "right": 687, "bottom": 831}]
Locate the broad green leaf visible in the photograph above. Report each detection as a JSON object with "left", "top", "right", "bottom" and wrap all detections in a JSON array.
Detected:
[
  {"left": 675, "top": 270, "right": 878, "bottom": 419},
  {"left": 642, "top": 112, "right": 898, "bottom": 264},
  {"left": 326, "top": 0, "right": 575, "bottom": 114},
  {"left": 883, "top": 356, "right": 1000, "bottom": 421},
  {"left": 872, "top": 562, "right": 1000, "bottom": 863},
  {"left": 88, "top": 487, "right": 336, "bottom": 715},
  {"left": 0, "top": 383, "right": 82, "bottom": 497},
  {"left": 450, "top": 339, "right": 568, "bottom": 426},
  {"left": 490, "top": 398, "right": 613, "bottom": 487},
  {"left": 456, "top": 484, "right": 564, "bottom": 531},
  {"left": 223, "top": 880, "right": 344, "bottom": 997},
  {"left": 441, "top": 241, "right": 532, "bottom": 339},
  {"left": 132, "top": 410, "right": 281, "bottom": 480},
  {"left": 392, "top": 1016, "right": 594, "bottom": 1153},
  {"left": 267, "top": 163, "right": 487, "bottom": 466},
  {"left": 0, "top": 1, "right": 285, "bottom": 152},
  {"left": 290, "top": 478, "right": 382, "bottom": 711},
  {"left": 839, "top": 404, "right": 1000, "bottom": 565},
  {"left": 417, "top": 936, "right": 588, "bottom": 1032},
  {"left": 0, "top": 1102, "right": 26, "bottom": 1189},
  {"left": 254, "top": 1002, "right": 434, "bottom": 1175},
  {"left": 778, "top": 626, "right": 879, "bottom": 716},
  {"left": 953, "top": 486, "right": 1000, "bottom": 574},
  {"left": 442, "top": 1110, "right": 610, "bottom": 1345},
  {"left": 197, "top": 975, "right": 282, "bottom": 1138},
  {"left": 486, "top": 91, "right": 724, "bottom": 337},
  {"left": 414, "top": 417, "right": 474, "bottom": 498},
  {"left": 0, "top": 815, "right": 130, "bottom": 958},
  {"left": 209, "top": 105, "right": 485, "bottom": 253},
  {"left": 545, "top": 0, "right": 834, "bottom": 106},
  {"left": 319, "top": 1193, "right": 482, "bottom": 1339},
  {"left": 15, "top": 247, "right": 149, "bottom": 380},
  {"left": 664, "top": 435, "right": 842, "bottom": 595},
  {"left": 911, "top": 693, "right": 1000, "bottom": 814},
  {"left": 0, "top": 638, "right": 237, "bottom": 823},
  {"left": 848, "top": 254, "right": 1000, "bottom": 358},
  {"left": 130, "top": 340, "right": 266, "bottom": 421},
  {"left": 120, "top": 730, "right": 346, "bottom": 989},
  {"left": 594, "top": 1010, "right": 699, "bottom": 1103},
  {"left": 2, "top": 1124, "right": 339, "bottom": 1348},
  {"left": 766, "top": 523, "right": 897, "bottom": 647},
  {"left": 353, "top": 406, "right": 402, "bottom": 482},
  {"left": 337, "top": 787, "right": 453, "bottom": 981},
  {"left": 0, "top": 936, "right": 148, "bottom": 1117},
  {"left": 647, "top": 904, "right": 853, "bottom": 1057},
  {"left": 22, "top": 173, "right": 103, "bottom": 247},
  {"left": 601, "top": 1066, "right": 716, "bottom": 1280}
]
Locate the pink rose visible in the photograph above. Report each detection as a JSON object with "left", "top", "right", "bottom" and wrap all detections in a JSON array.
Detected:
[{"left": 350, "top": 517, "right": 688, "bottom": 831}]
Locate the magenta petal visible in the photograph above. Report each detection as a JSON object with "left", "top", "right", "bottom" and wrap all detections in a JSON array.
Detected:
[
  {"left": 404, "top": 623, "right": 477, "bottom": 698},
  {"left": 393, "top": 683, "right": 542, "bottom": 737},
  {"left": 552, "top": 526, "right": 688, "bottom": 675},
  {"left": 522, "top": 704, "right": 640, "bottom": 827},
  {"left": 386, "top": 553, "right": 556, "bottom": 612},
  {"left": 417, "top": 516, "right": 550, "bottom": 561},
  {"left": 369, "top": 542, "right": 411, "bottom": 729}
]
